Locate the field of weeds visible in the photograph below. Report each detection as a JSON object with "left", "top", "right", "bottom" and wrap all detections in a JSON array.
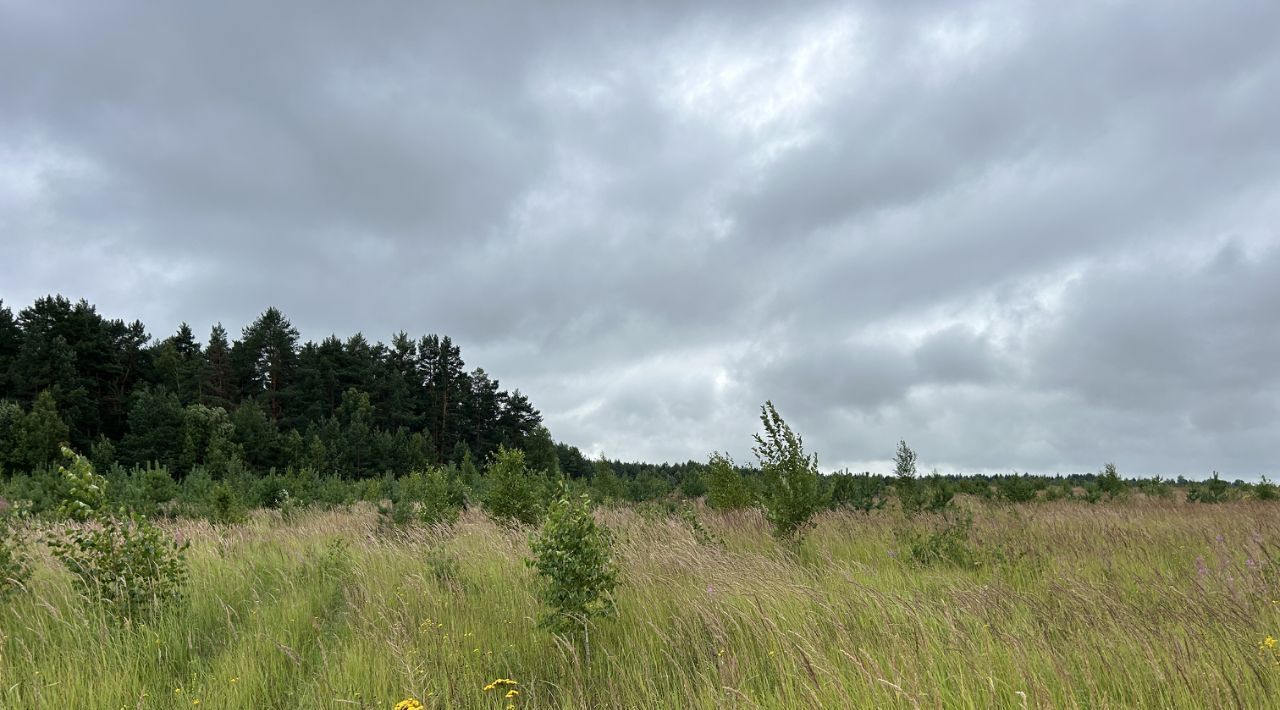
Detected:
[{"left": 3, "top": 498, "right": 1279, "bottom": 709}]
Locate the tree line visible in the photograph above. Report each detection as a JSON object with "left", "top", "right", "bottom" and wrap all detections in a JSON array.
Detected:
[{"left": 0, "top": 295, "right": 549, "bottom": 478}]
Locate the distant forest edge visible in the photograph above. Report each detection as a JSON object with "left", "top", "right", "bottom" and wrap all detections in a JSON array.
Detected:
[
  {"left": 0, "top": 295, "right": 558, "bottom": 477},
  {"left": 0, "top": 295, "right": 1270, "bottom": 512}
]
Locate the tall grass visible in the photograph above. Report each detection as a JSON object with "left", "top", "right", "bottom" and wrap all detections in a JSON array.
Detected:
[{"left": 2, "top": 498, "right": 1278, "bottom": 708}]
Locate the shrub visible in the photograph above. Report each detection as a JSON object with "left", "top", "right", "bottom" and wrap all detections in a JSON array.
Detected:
[
  {"left": 389, "top": 467, "right": 462, "bottom": 527},
  {"left": 1096, "top": 463, "right": 1128, "bottom": 500},
  {"left": 1188, "top": 472, "right": 1231, "bottom": 503},
  {"left": 997, "top": 474, "right": 1039, "bottom": 504},
  {"left": 483, "top": 446, "right": 546, "bottom": 526},
  {"left": 419, "top": 467, "right": 462, "bottom": 525},
  {"left": 528, "top": 490, "right": 619, "bottom": 654},
  {"left": 1254, "top": 476, "right": 1279, "bottom": 502},
  {"left": 705, "top": 452, "right": 752, "bottom": 510},
  {"left": 752, "top": 401, "right": 821, "bottom": 540},
  {"left": 1138, "top": 476, "right": 1173, "bottom": 499},
  {"left": 205, "top": 481, "right": 247, "bottom": 524},
  {"left": 46, "top": 448, "right": 188, "bottom": 620}
]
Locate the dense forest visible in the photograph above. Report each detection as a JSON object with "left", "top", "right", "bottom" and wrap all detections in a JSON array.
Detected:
[{"left": 0, "top": 295, "right": 555, "bottom": 478}]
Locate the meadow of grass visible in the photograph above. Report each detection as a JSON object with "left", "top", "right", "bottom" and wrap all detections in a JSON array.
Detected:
[{"left": 2, "top": 498, "right": 1279, "bottom": 709}]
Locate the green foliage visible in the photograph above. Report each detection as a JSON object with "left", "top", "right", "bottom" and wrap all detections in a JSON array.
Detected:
[
  {"left": 678, "top": 468, "right": 707, "bottom": 499},
  {"left": 119, "top": 386, "right": 186, "bottom": 469},
  {"left": 0, "top": 399, "right": 24, "bottom": 472},
  {"left": 205, "top": 481, "right": 248, "bottom": 524},
  {"left": 0, "top": 497, "right": 31, "bottom": 598},
  {"left": 894, "top": 440, "right": 926, "bottom": 515},
  {"left": 677, "top": 502, "right": 722, "bottom": 547},
  {"left": 922, "top": 474, "right": 955, "bottom": 513},
  {"left": 19, "top": 390, "right": 69, "bottom": 470},
  {"left": 996, "top": 473, "right": 1039, "bottom": 504},
  {"left": 901, "top": 513, "right": 981, "bottom": 569},
  {"left": 45, "top": 448, "right": 188, "bottom": 619},
  {"left": 121, "top": 463, "right": 179, "bottom": 517},
  {"left": 829, "top": 471, "right": 886, "bottom": 513},
  {"left": 1253, "top": 476, "right": 1279, "bottom": 501},
  {"left": 389, "top": 467, "right": 463, "bottom": 526},
  {"left": 753, "top": 401, "right": 821, "bottom": 541},
  {"left": 483, "top": 446, "right": 546, "bottom": 526},
  {"left": 1139, "top": 475, "right": 1173, "bottom": 499},
  {"left": 1187, "top": 471, "right": 1231, "bottom": 503},
  {"left": 55, "top": 445, "right": 106, "bottom": 522},
  {"left": 1096, "top": 463, "right": 1128, "bottom": 500},
  {"left": 527, "top": 490, "right": 619, "bottom": 637},
  {"left": 590, "top": 457, "right": 626, "bottom": 503},
  {"left": 705, "top": 452, "right": 752, "bottom": 510}
]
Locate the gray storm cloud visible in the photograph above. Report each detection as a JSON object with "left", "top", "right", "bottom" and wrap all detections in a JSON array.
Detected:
[{"left": 1, "top": 0, "right": 1278, "bottom": 476}]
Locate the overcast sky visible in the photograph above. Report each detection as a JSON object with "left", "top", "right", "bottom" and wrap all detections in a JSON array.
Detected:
[{"left": 2, "top": 1, "right": 1278, "bottom": 477}]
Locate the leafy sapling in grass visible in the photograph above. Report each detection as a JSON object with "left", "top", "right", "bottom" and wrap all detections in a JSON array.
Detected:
[
  {"left": 753, "top": 401, "right": 821, "bottom": 541},
  {"left": 46, "top": 447, "right": 188, "bottom": 621},
  {"left": 528, "top": 488, "right": 619, "bottom": 666}
]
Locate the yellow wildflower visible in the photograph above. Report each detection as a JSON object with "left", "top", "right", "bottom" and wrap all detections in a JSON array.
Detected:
[
  {"left": 394, "top": 698, "right": 425, "bottom": 710},
  {"left": 484, "top": 678, "right": 519, "bottom": 692},
  {"left": 1266, "top": 636, "right": 1278, "bottom": 649},
  {"left": 506, "top": 689, "right": 520, "bottom": 698}
]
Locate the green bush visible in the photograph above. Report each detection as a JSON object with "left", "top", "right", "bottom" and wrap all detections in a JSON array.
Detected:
[
  {"left": 205, "top": 481, "right": 247, "bottom": 524},
  {"left": 1096, "top": 463, "right": 1128, "bottom": 500},
  {"left": 1187, "top": 472, "right": 1231, "bottom": 504},
  {"left": 705, "top": 452, "right": 752, "bottom": 510},
  {"left": 483, "top": 446, "right": 546, "bottom": 526},
  {"left": 997, "top": 474, "right": 1039, "bottom": 504}
]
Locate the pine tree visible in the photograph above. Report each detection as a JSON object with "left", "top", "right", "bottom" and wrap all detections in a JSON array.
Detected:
[
  {"left": 234, "top": 308, "right": 299, "bottom": 422},
  {"left": 202, "top": 324, "right": 236, "bottom": 411}
]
